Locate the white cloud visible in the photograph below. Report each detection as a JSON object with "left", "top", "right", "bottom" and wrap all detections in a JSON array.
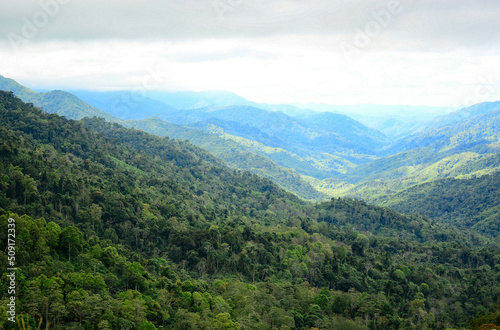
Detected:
[{"left": 1, "top": 0, "right": 500, "bottom": 106}]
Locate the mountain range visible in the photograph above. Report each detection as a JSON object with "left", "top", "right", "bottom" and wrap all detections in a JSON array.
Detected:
[
  {"left": 0, "top": 76, "right": 324, "bottom": 199},
  {"left": 2, "top": 74, "right": 500, "bottom": 238},
  {"left": 329, "top": 103, "right": 500, "bottom": 203},
  {"left": 1, "top": 75, "right": 389, "bottom": 199}
]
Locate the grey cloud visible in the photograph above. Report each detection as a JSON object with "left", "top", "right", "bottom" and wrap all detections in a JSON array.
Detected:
[
  {"left": 173, "top": 46, "right": 282, "bottom": 63},
  {"left": 384, "top": 0, "right": 500, "bottom": 51},
  {"left": 1, "top": 0, "right": 500, "bottom": 52}
]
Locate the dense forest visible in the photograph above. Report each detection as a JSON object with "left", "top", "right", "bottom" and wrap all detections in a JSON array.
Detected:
[
  {"left": 373, "top": 172, "right": 500, "bottom": 237},
  {"left": 0, "top": 91, "right": 499, "bottom": 329},
  {"left": 126, "top": 117, "right": 327, "bottom": 201}
]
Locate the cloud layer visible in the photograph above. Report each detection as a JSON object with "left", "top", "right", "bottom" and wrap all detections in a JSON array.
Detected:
[{"left": 1, "top": 0, "right": 500, "bottom": 106}]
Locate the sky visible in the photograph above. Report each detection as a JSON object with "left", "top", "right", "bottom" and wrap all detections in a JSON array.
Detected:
[{"left": 1, "top": 0, "right": 500, "bottom": 107}]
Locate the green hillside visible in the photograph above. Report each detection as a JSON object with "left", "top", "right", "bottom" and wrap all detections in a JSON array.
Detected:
[
  {"left": 0, "top": 75, "right": 116, "bottom": 121},
  {"left": 0, "top": 92, "right": 499, "bottom": 329},
  {"left": 372, "top": 172, "right": 500, "bottom": 237},
  {"left": 186, "top": 118, "right": 342, "bottom": 178},
  {"left": 343, "top": 107, "right": 500, "bottom": 184},
  {"left": 0, "top": 76, "right": 324, "bottom": 201},
  {"left": 320, "top": 107, "right": 500, "bottom": 206},
  {"left": 385, "top": 107, "right": 500, "bottom": 156},
  {"left": 139, "top": 105, "right": 386, "bottom": 181},
  {"left": 3, "top": 75, "right": 500, "bottom": 244},
  {"left": 126, "top": 117, "right": 327, "bottom": 200},
  {"left": 158, "top": 105, "right": 387, "bottom": 160}
]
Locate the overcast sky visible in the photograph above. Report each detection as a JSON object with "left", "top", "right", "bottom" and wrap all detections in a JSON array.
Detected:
[{"left": 1, "top": 0, "right": 500, "bottom": 106}]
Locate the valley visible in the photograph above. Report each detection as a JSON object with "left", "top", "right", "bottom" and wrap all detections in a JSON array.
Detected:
[{"left": 3, "top": 75, "right": 500, "bottom": 220}]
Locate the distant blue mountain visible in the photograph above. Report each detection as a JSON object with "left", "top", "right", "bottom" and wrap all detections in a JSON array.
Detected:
[
  {"left": 424, "top": 101, "right": 500, "bottom": 130},
  {"left": 146, "top": 90, "right": 257, "bottom": 109},
  {"left": 68, "top": 90, "right": 178, "bottom": 120},
  {"left": 299, "top": 103, "right": 454, "bottom": 138}
]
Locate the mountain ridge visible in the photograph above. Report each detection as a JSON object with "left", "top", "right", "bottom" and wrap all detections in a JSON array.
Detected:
[
  {"left": 0, "top": 75, "right": 327, "bottom": 200},
  {"left": 0, "top": 75, "right": 116, "bottom": 121},
  {"left": 3, "top": 74, "right": 500, "bottom": 217}
]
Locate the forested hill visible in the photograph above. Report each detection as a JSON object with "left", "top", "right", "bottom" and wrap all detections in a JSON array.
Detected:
[
  {"left": 385, "top": 107, "right": 500, "bottom": 155},
  {"left": 155, "top": 104, "right": 387, "bottom": 160},
  {"left": 373, "top": 172, "right": 500, "bottom": 237},
  {"left": 125, "top": 117, "right": 327, "bottom": 200},
  {"left": 329, "top": 104, "right": 500, "bottom": 204},
  {"left": 0, "top": 75, "right": 116, "bottom": 121},
  {"left": 0, "top": 91, "right": 499, "bottom": 329},
  {"left": 0, "top": 75, "right": 327, "bottom": 201}
]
